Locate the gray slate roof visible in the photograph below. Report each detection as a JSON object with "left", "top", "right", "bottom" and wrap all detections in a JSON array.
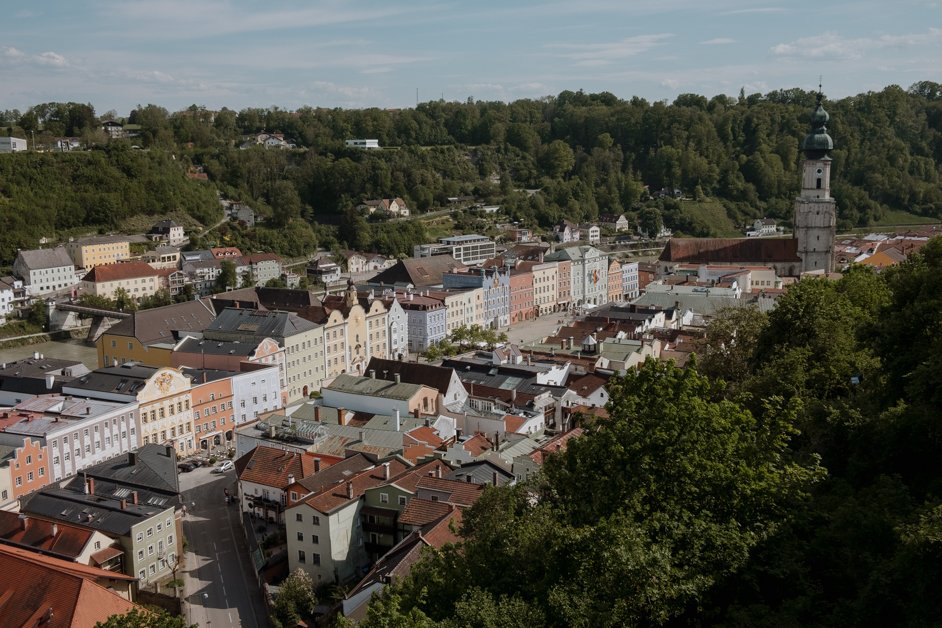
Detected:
[
  {"left": 16, "top": 247, "right": 74, "bottom": 271},
  {"left": 81, "top": 444, "right": 180, "bottom": 495}
]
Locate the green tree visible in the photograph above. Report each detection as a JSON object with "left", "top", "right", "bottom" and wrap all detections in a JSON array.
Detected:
[
  {"left": 215, "top": 260, "right": 237, "bottom": 293},
  {"left": 113, "top": 287, "right": 137, "bottom": 312},
  {"left": 95, "top": 607, "right": 195, "bottom": 627},
  {"left": 270, "top": 568, "right": 317, "bottom": 628},
  {"left": 698, "top": 305, "right": 768, "bottom": 388},
  {"left": 382, "top": 359, "right": 822, "bottom": 627}
]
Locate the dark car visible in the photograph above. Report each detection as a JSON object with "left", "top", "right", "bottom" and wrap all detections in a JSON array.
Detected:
[{"left": 177, "top": 462, "right": 196, "bottom": 473}]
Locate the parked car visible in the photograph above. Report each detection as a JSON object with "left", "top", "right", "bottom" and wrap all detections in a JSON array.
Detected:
[
  {"left": 212, "top": 460, "right": 234, "bottom": 474},
  {"left": 177, "top": 462, "right": 196, "bottom": 473}
]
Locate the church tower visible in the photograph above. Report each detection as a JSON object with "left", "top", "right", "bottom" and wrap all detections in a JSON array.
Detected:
[{"left": 794, "top": 91, "right": 837, "bottom": 273}]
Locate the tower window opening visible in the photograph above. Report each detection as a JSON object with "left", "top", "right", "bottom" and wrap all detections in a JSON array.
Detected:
[{"left": 816, "top": 178, "right": 822, "bottom": 189}]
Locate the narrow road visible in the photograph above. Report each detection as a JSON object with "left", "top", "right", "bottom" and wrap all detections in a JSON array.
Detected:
[{"left": 180, "top": 466, "right": 269, "bottom": 627}]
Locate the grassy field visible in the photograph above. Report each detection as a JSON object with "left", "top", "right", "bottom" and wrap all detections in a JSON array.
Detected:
[
  {"left": 871, "top": 209, "right": 940, "bottom": 227},
  {"left": 680, "top": 199, "right": 742, "bottom": 237}
]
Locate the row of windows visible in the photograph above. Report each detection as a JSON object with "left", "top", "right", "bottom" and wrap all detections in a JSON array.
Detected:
[
  {"left": 14, "top": 467, "right": 44, "bottom": 486},
  {"left": 297, "top": 550, "right": 321, "bottom": 565}
]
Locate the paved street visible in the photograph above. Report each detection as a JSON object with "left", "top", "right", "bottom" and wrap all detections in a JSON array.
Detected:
[{"left": 180, "top": 465, "right": 269, "bottom": 627}]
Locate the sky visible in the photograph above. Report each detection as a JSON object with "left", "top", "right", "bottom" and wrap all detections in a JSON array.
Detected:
[{"left": 1, "top": 0, "right": 940, "bottom": 115}]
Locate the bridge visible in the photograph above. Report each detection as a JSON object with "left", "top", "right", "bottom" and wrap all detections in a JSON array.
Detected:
[{"left": 47, "top": 300, "right": 132, "bottom": 343}]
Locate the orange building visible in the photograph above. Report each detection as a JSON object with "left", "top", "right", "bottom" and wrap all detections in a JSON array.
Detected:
[
  {"left": 187, "top": 370, "right": 235, "bottom": 453},
  {"left": 0, "top": 436, "right": 51, "bottom": 504}
]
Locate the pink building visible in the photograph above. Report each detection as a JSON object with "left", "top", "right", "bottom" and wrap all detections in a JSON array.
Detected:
[
  {"left": 509, "top": 266, "right": 535, "bottom": 324},
  {"left": 608, "top": 258, "right": 622, "bottom": 303},
  {"left": 556, "top": 260, "right": 572, "bottom": 311}
]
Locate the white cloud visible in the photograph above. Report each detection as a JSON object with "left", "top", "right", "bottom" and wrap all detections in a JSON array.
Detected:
[
  {"left": 772, "top": 28, "right": 942, "bottom": 60},
  {"left": 701, "top": 38, "right": 735, "bottom": 45},
  {"left": 36, "top": 52, "right": 67, "bottom": 67},
  {"left": 549, "top": 34, "right": 673, "bottom": 66},
  {"left": 1, "top": 46, "right": 68, "bottom": 67}
]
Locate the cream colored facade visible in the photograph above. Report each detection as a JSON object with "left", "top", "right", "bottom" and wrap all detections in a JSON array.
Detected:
[
  {"left": 67, "top": 238, "right": 131, "bottom": 271},
  {"left": 532, "top": 262, "right": 559, "bottom": 316},
  {"left": 137, "top": 368, "right": 196, "bottom": 455},
  {"left": 429, "top": 288, "right": 484, "bottom": 334},
  {"left": 285, "top": 325, "right": 326, "bottom": 401},
  {"left": 363, "top": 298, "right": 389, "bottom": 366},
  {"left": 81, "top": 263, "right": 161, "bottom": 302}
]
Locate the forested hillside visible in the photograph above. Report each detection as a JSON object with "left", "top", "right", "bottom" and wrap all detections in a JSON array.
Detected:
[
  {"left": 352, "top": 241, "right": 942, "bottom": 628},
  {"left": 2, "top": 82, "right": 941, "bottom": 262}
]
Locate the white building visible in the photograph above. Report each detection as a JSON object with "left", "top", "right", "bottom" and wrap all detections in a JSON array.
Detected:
[
  {"left": 231, "top": 365, "right": 283, "bottom": 426},
  {"left": 0, "top": 277, "right": 24, "bottom": 324},
  {"left": 414, "top": 235, "right": 496, "bottom": 266},
  {"left": 544, "top": 246, "right": 609, "bottom": 307},
  {"left": 13, "top": 247, "right": 78, "bottom": 297},
  {"left": 621, "top": 262, "right": 640, "bottom": 300},
  {"left": 4, "top": 396, "right": 139, "bottom": 483},
  {"left": 0, "top": 137, "right": 28, "bottom": 153},
  {"left": 345, "top": 139, "right": 380, "bottom": 149}
]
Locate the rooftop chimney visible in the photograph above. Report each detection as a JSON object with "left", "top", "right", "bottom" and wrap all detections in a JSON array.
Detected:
[
  {"left": 45, "top": 374, "right": 55, "bottom": 390},
  {"left": 128, "top": 451, "right": 136, "bottom": 466},
  {"left": 346, "top": 481, "right": 354, "bottom": 499},
  {"left": 383, "top": 462, "right": 390, "bottom": 480},
  {"left": 314, "top": 406, "right": 321, "bottom": 422},
  {"left": 395, "top": 409, "right": 400, "bottom": 432},
  {"left": 85, "top": 476, "right": 94, "bottom": 495},
  {"left": 338, "top": 408, "right": 347, "bottom": 426},
  {"left": 314, "top": 457, "right": 321, "bottom": 473},
  {"left": 369, "top": 370, "right": 376, "bottom": 379},
  {"left": 120, "top": 499, "right": 127, "bottom": 510},
  {"left": 492, "top": 471, "right": 499, "bottom": 486},
  {"left": 394, "top": 373, "right": 401, "bottom": 384},
  {"left": 287, "top": 474, "right": 295, "bottom": 486},
  {"left": 131, "top": 490, "right": 138, "bottom": 505},
  {"left": 435, "top": 465, "right": 442, "bottom": 479},
  {"left": 269, "top": 424, "right": 276, "bottom": 438}
]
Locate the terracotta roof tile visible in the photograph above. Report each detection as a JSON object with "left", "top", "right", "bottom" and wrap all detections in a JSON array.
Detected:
[
  {"left": 659, "top": 238, "right": 800, "bottom": 264},
  {"left": 83, "top": 261, "right": 160, "bottom": 283},
  {"left": 420, "top": 509, "right": 463, "bottom": 547},
  {"left": 235, "top": 446, "right": 326, "bottom": 488},
  {"left": 303, "top": 459, "right": 410, "bottom": 514},
  {"left": 415, "top": 476, "right": 485, "bottom": 507},
  {"left": 398, "top": 497, "right": 454, "bottom": 527},
  {"left": 461, "top": 434, "right": 493, "bottom": 457},
  {"left": 0, "top": 544, "right": 139, "bottom": 627},
  {"left": 405, "top": 426, "right": 444, "bottom": 448}
]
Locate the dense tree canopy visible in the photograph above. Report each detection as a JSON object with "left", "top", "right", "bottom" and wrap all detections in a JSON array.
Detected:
[{"left": 3, "top": 81, "right": 942, "bottom": 264}]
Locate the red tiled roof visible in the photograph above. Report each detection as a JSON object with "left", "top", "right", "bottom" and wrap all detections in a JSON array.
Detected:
[
  {"left": 403, "top": 443, "right": 436, "bottom": 464},
  {"left": 529, "top": 428, "right": 584, "bottom": 464},
  {"left": 0, "top": 544, "right": 139, "bottom": 627},
  {"left": 303, "top": 460, "right": 410, "bottom": 515},
  {"left": 235, "top": 446, "right": 325, "bottom": 488},
  {"left": 211, "top": 247, "right": 243, "bottom": 258},
  {"left": 405, "top": 426, "right": 444, "bottom": 448},
  {"left": 241, "top": 253, "right": 282, "bottom": 264},
  {"left": 90, "top": 545, "right": 125, "bottom": 565},
  {"left": 503, "top": 415, "right": 527, "bottom": 434},
  {"left": 415, "top": 476, "right": 485, "bottom": 506},
  {"left": 420, "top": 509, "right": 463, "bottom": 547},
  {"left": 388, "top": 459, "right": 451, "bottom": 493},
  {"left": 567, "top": 373, "right": 608, "bottom": 397},
  {"left": 659, "top": 238, "right": 800, "bottom": 264},
  {"left": 461, "top": 434, "right": 493, "bottom": 457},
  {"left": 0, "top": 511, "right": 94, "bottom": 559},
  {"left": 398, "top": 497, "right": 454, "bottom": 527},
  {"left": 82, "top": 261, "right": 159, "bottom": 283}
]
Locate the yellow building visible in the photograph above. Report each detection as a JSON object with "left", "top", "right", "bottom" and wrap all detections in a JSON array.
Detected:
[
  {"left": 66, "top": 236, "right": 131, "bottom": 271},
  {"left": 96, "top": 300, "right": 217, "bottom": 368}
]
